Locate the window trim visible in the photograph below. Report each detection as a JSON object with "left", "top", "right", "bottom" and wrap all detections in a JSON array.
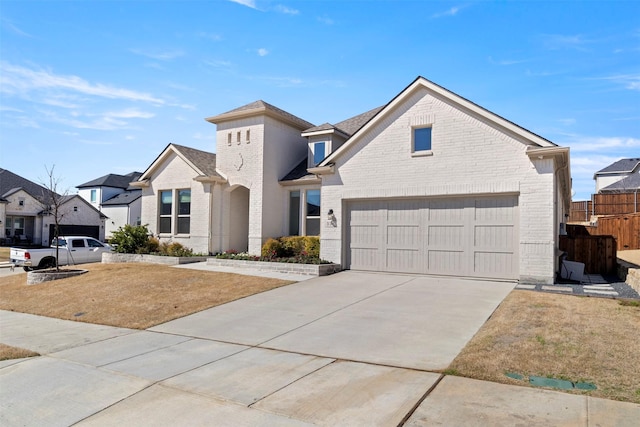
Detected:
[
  {"left": 288, "top": 188, "right": 321, "bottom": 236},
  {"left": 158, "top": 190, "right": 173, "bottom": 235},
  {"left": 412, "top": 125, "right": 433, "bottom": 156},
  {"left": 176, "top": 189, "right": 191, "bottom": 235}
]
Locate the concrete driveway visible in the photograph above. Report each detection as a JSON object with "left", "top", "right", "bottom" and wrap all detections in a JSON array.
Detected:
[{"left": 2, "top": 271, "right": 639, "bottom": 425}]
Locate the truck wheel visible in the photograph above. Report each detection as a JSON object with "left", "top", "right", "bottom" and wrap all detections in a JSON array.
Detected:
[{"left": 39, "top": 258, "right": 56, "bottom": 270}]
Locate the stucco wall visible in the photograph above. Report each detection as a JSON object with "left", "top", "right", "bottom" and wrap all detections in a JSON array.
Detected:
[{"left": 320, "top": 87, "right": 561, "bottom": 284}]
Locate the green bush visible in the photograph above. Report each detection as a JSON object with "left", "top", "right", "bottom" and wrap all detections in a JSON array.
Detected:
[
  {"left": 110, "top": 224, "right": 153, "bottom": 254},
  {"left": 303, "top": 236, "right": 320, "bottom": 257}
]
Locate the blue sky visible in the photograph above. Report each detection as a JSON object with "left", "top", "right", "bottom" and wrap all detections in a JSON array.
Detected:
[{"left": 0, "top": 0, "right": 638, "bottom": 201}]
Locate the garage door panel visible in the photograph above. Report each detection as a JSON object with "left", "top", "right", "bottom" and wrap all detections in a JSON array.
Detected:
[
  {"left": 346, "top": 195, "right": 518, "bottom": 280},
  {"left": 428, "top": 250, "right": 464, "bottom": 273},
  {"left": 428, "top": 225, "right": 465, "bottom": 247},
  {"left": 474, "top": 225, "right": 515, "bottom": 250}
]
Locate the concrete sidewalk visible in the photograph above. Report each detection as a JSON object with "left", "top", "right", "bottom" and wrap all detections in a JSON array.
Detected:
[{"left": 1, "top": 271, "right": 639, "bottom": 426}]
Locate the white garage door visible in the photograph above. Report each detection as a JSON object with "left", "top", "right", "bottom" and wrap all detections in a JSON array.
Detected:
[{"left": 346, "top": 195, "right": 519, "bottom": 280}]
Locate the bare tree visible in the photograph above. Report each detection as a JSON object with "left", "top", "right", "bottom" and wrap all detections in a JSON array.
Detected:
[{"left": 39, "top": 165, "right": 69, "bottom": 271}]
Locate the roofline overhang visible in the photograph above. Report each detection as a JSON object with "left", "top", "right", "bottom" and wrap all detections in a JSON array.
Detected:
[
  {"left": 279, "top": 177, "right": 322, "bottom": 186},
  {"left": 206, "top": 107, "right": 312, "bottom": 131},
  {"left": 527, "top": 146, "right": 572, "bottom": 209},
  {"left": 129, "top": 179, "right": 150, "bottom": 188},
  {"left": 194, "top": 175, "right": 227, "bottom": 184},
  {"left": 307, "top": 164, "right": 335, "bottom": 175},
  {"left": 301, "top": 128, "right": 350, "bottom": 138}
]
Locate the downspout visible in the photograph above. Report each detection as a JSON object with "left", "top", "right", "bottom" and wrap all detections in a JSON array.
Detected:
[{"left": 208, "top": 183, "right": 213, "bottom": 255}]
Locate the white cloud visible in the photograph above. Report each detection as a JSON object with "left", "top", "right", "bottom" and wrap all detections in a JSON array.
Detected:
[
  {"left": 317, "top": 15, "right": 334, "bottom": 25},
  {"left": 564, "top": 136, "right": 640, "bottom": 153},
  {"left": 0, "top": 62, "right": 166, "bottom": 105},
  {"left": 539, "top": 34, "right": 592, "bottom": 51},
  {"left": 130, "top": 49, "right": 184, "bottom": 61},
  {"left": 556, "top": 118, "right": 576, "bottom": 126},
  {"left": 274, "top": 5, "right": 299, "bottom": 15},
  {"left": 102, "top": 108, "right": 155, "bottom": 119},
  {"left": 203, "top": 59, "right": 233, "bottom": 69},
  {"left": 597, "top": 74, "right": 640, "bottom": 92},
  {"left": 1, "top": 19, "right": 33, "bottom": 38},
  {"left": 431, "top": 5, "right": 467, "bottom": 19},
  {"left": 258, "top": 48, "right": 269, "bottom": 57},
  {"left": 229, "top": 0, "right": 258, "bottom": 9}
]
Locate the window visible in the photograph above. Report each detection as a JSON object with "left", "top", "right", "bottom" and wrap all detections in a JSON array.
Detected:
[
  {"left": 227, "top": 132, "right": 232, "bottom": 146},
  {"left": 71, "top": 239, "right": 86, "bottom": 248},
  {"left": 237, "top": 131, "right": 241, "bottom": 144},
  {"left": 159, "top": 190, "right": 173, "bottom": 233},
  {"left": 177, "top": 189, "right": 191, "bottom": 234},
  {"left": 313, "top": 142, "right": 326, "bottom": 166},
  {"left": 289, "top": 190, "right": 321, "bottom": 236},
  {"left": 87, "top": 239, "right": 104, "bottom": 248},
  {"left": 73, "top": 206, "right": 78, "bottom": 212},
  {"left": 13, "top": 217, "right": 25, "bottom": 236},
  {"left": 289, "top": 191, "right": 301, "bottom": 235},
  {"left": 18, "top": 198, "right": 24, "bottom": 206},
  {"left": 90, "top": 189, "right": 97, "bottom": 203},
  {"left": 413, "top": 127, "right": 432, "bottom": 152},
  {"left": 246, "top": 129, "right": 250, "bottom": 143},
  {"left": 305, "top": 190, "right": 321, "bottom": 236}
]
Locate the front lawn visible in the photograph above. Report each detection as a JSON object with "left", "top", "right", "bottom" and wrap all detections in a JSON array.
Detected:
[
  {"left": 0, "top": 263, "right": 293, "bottom": 329},
  {"left": 447, "top": 290, "right": 640, "bottom": 404}
]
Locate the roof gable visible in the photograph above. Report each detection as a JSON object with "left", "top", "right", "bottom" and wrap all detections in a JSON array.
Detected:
[
  {"left": 138, "top": 143, "right": 220, "bottom": 181},
  {"left": 77, "top": 172, "right": 142, "bottom": 189},
  {"left": 0, "top": 168, "right": 54, "bottom": 200},
  {"left": 320, "top": 76, "right": 557, "bottom": 167},
  {"left": 595, "top": 158, "right": 640, "bottom": 176}
]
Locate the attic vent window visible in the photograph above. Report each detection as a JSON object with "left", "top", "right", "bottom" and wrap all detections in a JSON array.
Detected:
[
  {"left": 18, "top": 199, "right": 25, "bottom": 206},
  {"left": 74, "top": 206, "right": 78, "bottom": 212},
  {"left": 237, "top": 131, "right": 241, "bottom": 144},
  {"left": 227, "top": 133, "right": 232, "bottom": 146},
  {"left": 246, "top": 129, "right": 250, "bottom": 143}
]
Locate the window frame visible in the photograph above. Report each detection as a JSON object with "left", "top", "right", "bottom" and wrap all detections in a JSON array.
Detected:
[
  {"left": 176, "top": 189, "right": 191, "bottom": 235},
  {"left": 412, "top": 126, "right": 433, "bottom": 156},
  {"left": 90, "top": 189, "right": 97, "bottom": 203},
  {"left": 158, "top": 190, "right": 173, "bottom": 234},
  {"left": 288, "top": 188, "right": 321, "bottom": 236},
  {"left": 313, "top": 142, "right": 326, "bottom": 166}
]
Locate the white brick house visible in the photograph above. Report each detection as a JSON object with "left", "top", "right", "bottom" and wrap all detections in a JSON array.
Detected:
[{"left": 136, "top": 77, "right": 570, "bottom": 283}]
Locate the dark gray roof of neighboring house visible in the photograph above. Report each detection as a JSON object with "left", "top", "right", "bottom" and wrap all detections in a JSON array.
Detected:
[
  {"left": 0, "top": 168, "right": 54, "bottom": 200},
  {"left": 171, "top": 143, "right": 219, "bottom": 177},
  {"left": 101, "top": 190, "right": 142, "bottom": 206},
  {"left": 596, "top": 158, "right": 640, "bottom": 175},
  {"left": 77, "top": 172, "right": 143, "bottom": 189},
  {"left": 600, "top": 173, "right": 640, "bottom": 192},
  {"left": 206, "top": 100, "right": 314, "bottom": 130}
]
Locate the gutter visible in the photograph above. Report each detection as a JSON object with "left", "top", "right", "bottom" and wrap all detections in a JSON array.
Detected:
[{"left": 307, "top": 164, "right": 335, "bottom": 175}]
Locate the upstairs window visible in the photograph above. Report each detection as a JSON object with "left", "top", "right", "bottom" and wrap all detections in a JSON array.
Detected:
[
  {"left": 90, "top": 189, "right": 97, "bottom": 203},
  {"left": 413, "top": 126, "right": 432, "bottom": 153},
  {"left": 313, "top": 142, "right": 326, "bottom": 166}
]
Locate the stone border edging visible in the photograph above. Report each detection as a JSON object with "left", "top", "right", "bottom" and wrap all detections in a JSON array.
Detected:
[
  {"left": 102, "top": 253, "right": 208, "bottom": 265},
  {"left": 27, "top": 269, "right": 88, "bottom": 285},
  {"left": 618, "top": 260, "right": 640, "bottom": 294},
  {"left": 206, "top": 258, "right": 341, "bottom": 276}
]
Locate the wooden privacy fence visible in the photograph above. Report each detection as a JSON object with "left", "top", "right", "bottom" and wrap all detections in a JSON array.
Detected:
[
  {"left": 570, "top": 192, "right": 639, "bottom": 222},
  {"left": 593, "top": 213, "right": 640, "bottom": 250},
  {"left": 559, "top": 234, "right": 617, "bottom": 275}
]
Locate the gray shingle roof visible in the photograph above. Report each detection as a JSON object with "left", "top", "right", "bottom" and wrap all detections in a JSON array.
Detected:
[
  {"left": 101, "top": 190, "right": 142, "bottom": 206},
  {"left": 279, "top": 159, "right": 318, "bottom": 183},
  {"left": 0, "top": 168, "right": 54, "bottom": 200},
  {"left": 207, "top": 100, "right": 314, "bottom": 130},
  {"left": 600, "top": 173, "right": 640, "bottom": 192},
  {"left": 171, "top": 144, "right": 219, "bottom": 177},
  {"left": 596, "top": 158, "right": 640, "bottom": 175},
  {"left": 77, "top": 172, "right": 142, "bottom": 189},
  {"left": 334, "top": 106, "right": 385, "bottom": 136}
]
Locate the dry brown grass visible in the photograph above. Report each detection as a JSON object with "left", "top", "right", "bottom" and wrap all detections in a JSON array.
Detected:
[
  {"left": 0, "top": 344, "right": 39, "bottom": 361},
  {"left": 448, "top": 290, "right": 640, "bottom": 403},
  {"left": 0, "top": 262, "right": 293, "bottom": 329},
  {"left": 0, "top": 247, "right": 10, "bottom": 262}
]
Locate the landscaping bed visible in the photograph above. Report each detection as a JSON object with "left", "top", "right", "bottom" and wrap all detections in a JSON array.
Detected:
[{"left": 207, "top": 257, "right": 341, "bottom": 276}]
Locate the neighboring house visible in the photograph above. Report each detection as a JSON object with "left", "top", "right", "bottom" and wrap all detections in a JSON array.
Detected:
[
  {"left": 135, "top": 76, "right": 571, "bottom": 284},
  {"left": 594, "top": 158, "right": 640, "bottom": 193},
  {"left": 77, "top": 172, "right": 142, "bottom": 238},
  {"left": 0, "top": 168, "right": 107, "bottom": 245}
]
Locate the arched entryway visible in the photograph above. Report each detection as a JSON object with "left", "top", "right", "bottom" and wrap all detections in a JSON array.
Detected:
[{"left": 228, "top": 185, "right": 250, "bottom": 253}]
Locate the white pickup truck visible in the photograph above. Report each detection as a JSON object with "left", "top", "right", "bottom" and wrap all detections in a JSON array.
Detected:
[{"left": 10, "top": 236, "right": 113, "bottom": 271}]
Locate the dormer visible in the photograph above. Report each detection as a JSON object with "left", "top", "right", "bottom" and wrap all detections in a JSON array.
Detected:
[{"left": 301, "top": 106, "right": 385, "bottom": 169}]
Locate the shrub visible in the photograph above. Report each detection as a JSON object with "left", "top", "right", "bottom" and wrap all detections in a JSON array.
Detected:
[
  {"left": 281, "top": 236, "right": 306, "bottom": 257},
  {"left": 158, "top": 242, "right": 193, "bottom": 257},
  {"left": 110, "top": 224, "right": 153, "bottom": 254},
  {"left": 303, "top": 236, "right": 320, "bottom": 258},
  {"left": 261, "top": 238, "right": 284, "bottom": 258}
]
